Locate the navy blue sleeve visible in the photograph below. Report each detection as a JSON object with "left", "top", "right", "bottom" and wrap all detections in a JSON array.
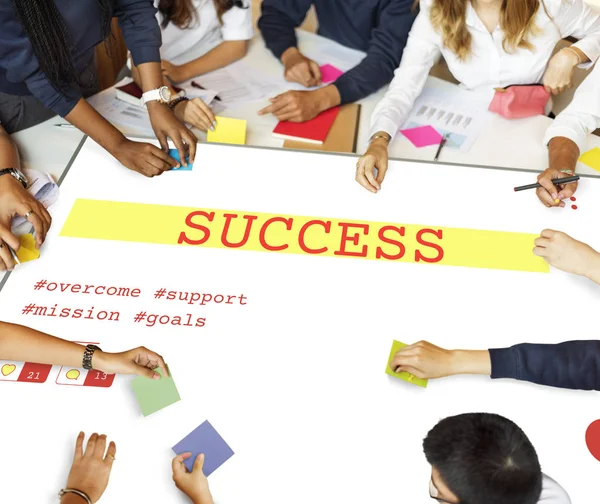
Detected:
[
  {"left": 334, "top": 0, "right": 416, "bottom": 104},
  {"left": 0, "top": 3, "right": 81, "bottom": 117},
  {"left": 258, "top": 0, "right": 314, "bottom": 60},
  {"left": 489, "top": 340, "right": 600, "bottom": 391},
  {"left": 114, "top": 0, "right": 162, "bottom": 66}
]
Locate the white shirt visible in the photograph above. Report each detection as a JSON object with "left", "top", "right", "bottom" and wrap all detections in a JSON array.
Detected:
[
  {"left": 369, "top": 0, "right": 600, "bottom": 141},
  {"left": 544, "top": 60, "right": 600, "bottom": 153},
  {"left": 156, "top": 0, "right": 253, "bottom": 62},
  {"left": 539, "top": 474, "right": 571, "bottom": 504}
]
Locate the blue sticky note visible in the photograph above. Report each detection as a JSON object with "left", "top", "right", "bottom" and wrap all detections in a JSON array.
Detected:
[
  {"left": 168, "top": 148, "right": 193, "bottom": 171},
  {"left": 172, "top": 420, "right": 234, "bottom": 475}
]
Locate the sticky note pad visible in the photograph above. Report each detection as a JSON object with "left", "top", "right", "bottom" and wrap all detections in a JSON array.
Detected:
[
  {"left": 172, "top": 420, "right": 234, "bottom": 475},
  {"left": 400, "top": 125, "right": 443, "bottom": 148},
  {"left": 320, "top": 64, "right": 344, "bottom": 84},
  {"left": 207, "top": 116, "right": 247, "bottom": 145},
  {"left": 579, "top": 147, "right": 600, "bottom": 173},
  {"left": 131, "top": 366, "right": 181, "bottom": 416},
  {"left": 385, "top": 340, "right": 428, "bottom": 388},
  {"left": 168, "top": 149, "right": 193, "bottom": 171},
  {"left": 15, "top": 234, "right": 40, "bottom": 263}
]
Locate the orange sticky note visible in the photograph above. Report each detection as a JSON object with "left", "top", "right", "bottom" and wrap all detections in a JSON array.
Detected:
[{"left": 15, "top": 234, "right": 40, "bottom": 263}]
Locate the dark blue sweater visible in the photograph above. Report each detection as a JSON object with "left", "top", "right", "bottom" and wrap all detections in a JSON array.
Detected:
[
  {"left": 490, "top": 340, "right": 600, "bottom": 391},
  {"left": 258, "top": 0, "right": 416, "bottom": 105},
  {"left": 0, "top": 0, "right": 161, "bottom": 117}
]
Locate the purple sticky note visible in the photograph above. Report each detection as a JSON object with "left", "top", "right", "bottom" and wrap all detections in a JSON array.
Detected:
[
  {"left": 172, "top": 420, "right": 234, "bottom": 475},
  {"left": 320, "top": 64, "right": 344, "bottom": 84},
  {"left": 400, "top": 125, "right": 443, "bottom": 148}
]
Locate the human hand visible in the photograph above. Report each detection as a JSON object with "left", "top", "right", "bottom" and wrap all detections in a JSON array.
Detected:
[
  {"left": 172, "top": 453, "right": 214, "bottom": 504},
  {"left": 93, "top": 346, "right": 168, "bottom": 379},
  {"left": 111, "top": 138, "right": 179, "bottom": 177},
  {"left": 281, "top": 48, "right": 321, "bottom": 87},
  {"left": 389, "top": 341, "right": 492, "bottom": 379},
  {"left": 174, "top": 98, "right": 216, "bottom": 132},
  {"left": 543, "top": 48, "right": 579, "bottom": 95},
  {"left": 161, "top": 60, "right": 190, "bottom": 84},
  {"left": 533, "top": 229, "right": 600, "bottom": 281},
  {"left": 147, "top": 102, "right": 197, "bottom": 166},
  {"left": 63, "top": 432, "right": 116, "bottom": 504},
  {"left": 258, "top": 90, "right": 325, "bottom": 122},
  {"left": 355, "top": 138, "right": 389, "bottom": 193},
  {"left": 535, "top": 168, "right": 578, "bottom": 207},
  {"left": 0, "top": 173, "right": 51, "bottom": 250}
]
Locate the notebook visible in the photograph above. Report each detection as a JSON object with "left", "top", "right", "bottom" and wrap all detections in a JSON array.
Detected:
[
  {"left": 272, "top": 107, "right": 340, "bottom": 145},
  {"left": 283, "top": 104, "right": 360, "bottom": 154}
]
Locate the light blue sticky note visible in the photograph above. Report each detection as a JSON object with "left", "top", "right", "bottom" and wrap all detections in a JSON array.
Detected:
[{"left": 168, "top": 149, "right": 193, "bottom": 171}]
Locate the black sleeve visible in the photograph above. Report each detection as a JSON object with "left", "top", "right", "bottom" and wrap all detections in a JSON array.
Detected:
[
  {"left": 334, "top": 0, "right": 417, "bottom": 104},
  {"left": 489, "top": 340, "right": 600, "bottom": 391},
  {"left": 257, "top": 0, "right": 314, "bottom": 60}
]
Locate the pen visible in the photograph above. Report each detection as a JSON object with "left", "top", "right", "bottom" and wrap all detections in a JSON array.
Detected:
[
  {"left": 513, "top": 176, "right": 580, "bottom": 192},
  {"left": 1, "top": 240, "right": 21, "bottom": 266},
  {"left": 191, "top": 81, "right": 221, "bottom": 101},
  {"left": 434, "top": 134, "right": 448, "bottom": 162},
  {"left": 54, "top": 123, "right": 77, "bottom": 129}
]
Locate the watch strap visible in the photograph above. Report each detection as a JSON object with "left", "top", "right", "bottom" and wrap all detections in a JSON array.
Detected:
[
  {"left": 58, "top": 488, "right": 92, "bottom": 504},
  {"left": 82, "top": 344, "right": 101, "bottom": 370},
  {"left": 0, "top": 168, "right": 27, "bottom": 189}
]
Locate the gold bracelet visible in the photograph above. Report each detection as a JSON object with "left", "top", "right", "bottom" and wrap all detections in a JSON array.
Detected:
[{"left": 369, "top": 133, "right": 390, "bottom": 145}]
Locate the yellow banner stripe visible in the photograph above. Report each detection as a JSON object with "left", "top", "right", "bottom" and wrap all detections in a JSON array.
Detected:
[{"left": 60, "top": 199, "right": 548, "bottom": 273}]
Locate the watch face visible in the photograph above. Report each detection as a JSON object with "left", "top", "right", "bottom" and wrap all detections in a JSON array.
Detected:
[{"left": 159, "top": 87, "right": 172, "bottom": 102}]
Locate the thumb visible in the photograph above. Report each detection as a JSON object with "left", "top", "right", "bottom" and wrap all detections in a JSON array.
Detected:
[{"left": 193, "top": 453, "right": 206, "bottom": 473}]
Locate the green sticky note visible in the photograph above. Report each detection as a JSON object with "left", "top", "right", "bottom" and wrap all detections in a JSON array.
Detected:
[
  {"left": 385, "top": 340, "right": 428, "bottom": 388},
  {"left": 131, "top": 365, "right": 181, "bottom": 416},
  {"left": 579, "top": 147, "right": 600, "bottom": 173}
]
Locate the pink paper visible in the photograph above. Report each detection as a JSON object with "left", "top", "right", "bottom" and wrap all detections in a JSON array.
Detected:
[
  {"left": 400, "top": 125, "right": 443, "bottom": 148},
  {"left": 320, "top": 64, "right": 344, "bottom": 84}
]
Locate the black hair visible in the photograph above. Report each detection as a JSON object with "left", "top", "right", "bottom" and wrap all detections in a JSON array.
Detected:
[
  {"left": 423, "top": 413, "right": 543, "bottom": 504},
  {"left": 158, "top": 0, "right": 247, "bottom": 29},
  {"left": 11, "top": 0, "right": 113, "bottom": 92}
]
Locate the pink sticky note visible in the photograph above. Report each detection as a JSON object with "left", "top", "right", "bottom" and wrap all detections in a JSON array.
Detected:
[
  {"left": 320, "top": 64, "right": 344, "bottom": 84},
  {"left": 400, "top": 125, "right": 443, "bottom": 148}
]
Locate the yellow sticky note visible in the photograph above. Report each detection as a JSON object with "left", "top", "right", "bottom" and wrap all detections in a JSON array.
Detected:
[
  {"left": 15, "top": 234, "right": 40, "bottom": 263},
  {"left": 207, "top": 116, "right": 247, "bottom": 145},
  {"left": 579, "top": 147, "right": 600, "bottom": 173},
  {"left": 385, "top": 340, "right": 428, "bottom": 388}
]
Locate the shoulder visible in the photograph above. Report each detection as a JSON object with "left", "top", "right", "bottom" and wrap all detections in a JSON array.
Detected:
[
  {"left": 539, "top": 0, "right": 581, "bottom": 19},
  {"left": 539, "top": 474, "right": 571, "bottom": 504}
]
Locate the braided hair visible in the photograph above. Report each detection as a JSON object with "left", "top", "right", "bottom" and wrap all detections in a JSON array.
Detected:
[
  {"left": 11, "top": 0, "right": 113, "bottom": 91},
  {"left": 158, "top": 0, "right": 247, "bottom": 29}
]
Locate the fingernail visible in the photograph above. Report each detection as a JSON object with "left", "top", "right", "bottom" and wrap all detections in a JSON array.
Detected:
[
  {"left": 210, "top": 126, "right": 215, "bottom": 131},
  {"left": 176, "top": 163, "right": 180, "bottom": 168},
  {"left": 212, "top": 120, "right": 217, "bottom": 126},
  {"left": 551, "top": 193, "right": 557, "bottom": 199},
  {"left": 152, "top": 372, "right": 160, "bottom": 380}
]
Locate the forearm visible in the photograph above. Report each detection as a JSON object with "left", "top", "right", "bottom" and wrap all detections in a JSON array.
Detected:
[
  {"left": 0, "top": 321, "right": 86, "bottom": 368},
  {"left": 65, "top": 99, "right": 125, "bottom": 156},
  {"left": 180, "top": 41, "right": 249, "bottom": 80},
  {"left": 131, "top": 59, "right": 175, "bottom": 94},
  {"left": 449, "top": 350, "right": 492, "bottom": 375},
  {"left": 548, "top": 136, "right": 580, "bottom": 173},
  {"left": 0, "top": 127, "right": 20, "bottom": 168}
]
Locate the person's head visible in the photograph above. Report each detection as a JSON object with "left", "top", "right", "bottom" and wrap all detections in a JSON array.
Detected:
[
  {"left": 423, "top": 413, "right": 543, "bottom": 504},
  {"left": 158, "top": 0, "right": 247, "bottom": 29},
  {"left": 428, "top": 0, "right": 546, "bottom": 60},
  {"left": 11, "top": 0, "right": 112, "bottom": 92}
]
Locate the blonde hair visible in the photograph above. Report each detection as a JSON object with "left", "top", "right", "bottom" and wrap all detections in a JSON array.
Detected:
[{"left": 427, "top": 0, "right": 544, "bottom": 60}]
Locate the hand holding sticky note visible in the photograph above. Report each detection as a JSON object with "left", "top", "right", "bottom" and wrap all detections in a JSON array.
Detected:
[
  {"left": 207, "top": 116, "right": 247, "bottom": 145},
  {"left": 385, "top": 340, "right": 428, "bottom": 388},
  {"left": 168, "top": 149, "right": 193, "bottom": 171},
  {"left": 172, "top": 420, "right": 234, "bottom": 475},
  {"left": 131, "top": 365, "right": 181, "bottom": 416}
]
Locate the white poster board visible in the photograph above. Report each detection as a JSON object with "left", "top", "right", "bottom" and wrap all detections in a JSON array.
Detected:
[{"left": 0, "top": 140, "right": 598, "bottom": 503}]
